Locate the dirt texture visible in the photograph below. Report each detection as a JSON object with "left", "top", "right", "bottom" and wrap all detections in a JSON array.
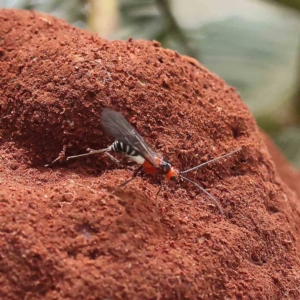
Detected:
[
  {"left": 262, "top": 131, "right": 300, "bottom": 201},
  {"left": 1, "top": 9, "right": 300, "bottom": 300}
]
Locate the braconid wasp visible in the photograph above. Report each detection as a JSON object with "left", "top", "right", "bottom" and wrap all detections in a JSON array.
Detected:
[{"left": 66, "top": 108, "right": 240, "bottom": 214}]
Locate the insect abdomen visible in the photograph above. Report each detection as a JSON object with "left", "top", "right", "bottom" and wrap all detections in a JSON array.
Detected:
[
  {"left": 112, "top": 140, "right": 145, "bottom": 164},
  {"left": 112, "top": 140, "right": 135, "bottom": 155}
]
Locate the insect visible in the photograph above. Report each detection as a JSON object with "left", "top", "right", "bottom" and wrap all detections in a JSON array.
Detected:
[{"left": 66, "top": 108, "right": 240, "bottom": 214}]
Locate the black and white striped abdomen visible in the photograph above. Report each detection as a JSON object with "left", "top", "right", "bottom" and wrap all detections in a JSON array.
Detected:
[
  {"left": 111, "top": 140, "right": 145, "bottom": 164},
  {"left": 111, "top": 140, "right": 137, "bottom": 155}
]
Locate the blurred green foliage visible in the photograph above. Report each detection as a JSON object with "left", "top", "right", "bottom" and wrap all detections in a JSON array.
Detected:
[
  {"left": 270, "top": 0, "right": 300, "bottom": 11},
  {"left": 1, "top": 0, "right": 88, "bottom": 27},
  {"left": 0, "top": 0, "right": 300, "bottom": 167}
]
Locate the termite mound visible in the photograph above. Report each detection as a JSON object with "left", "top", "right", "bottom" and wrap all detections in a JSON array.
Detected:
[{"left": 1, "top": 9, "right": 300, "bottom": 300}]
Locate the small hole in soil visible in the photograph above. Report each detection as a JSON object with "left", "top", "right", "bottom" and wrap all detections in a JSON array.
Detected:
[
  {"left": 67, "top": 249, "right": 76, "bottom": 258},
  {"left": 273, "top": 277, "right": 280, "bottom": 284},
  {"left": 250, "top": 253, "right": 261, "bottom": 265},
  {"left": 226, "top": 212, "right": 233, "bottom": 219},
  {"left": 230, "top": 163, "right": 248, "bottom": 176},
  {"left": 77, "top": 223, "right": 98, "bottom": 239},
  {"left": 89, "top": 249, "right": 100, "bottom": 260},
  {"left": 158, "top": 57, "right": 163, "bottom": 63},
  {"left": 267, "top": 206, "right": 280, "bottom": 214},
  {"left": 250, "top": 253, "right": 266, "bottom": 265},
  {"left": 202, "top": 233, "right": 211, "bottom": 240},
  {"left": 232, "top": 127, "right": 241, "bottom": 139},
  {"left": 162, "top": 81, "right": 169, "bottom": 89},
  {"left": 18, "top": 65, "right": 24, "bottom": 74},
  {"left": 85, "top": 91, "right": 96, "bottom": 102}
]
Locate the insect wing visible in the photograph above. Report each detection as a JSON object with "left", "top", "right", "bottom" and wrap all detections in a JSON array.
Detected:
[{"left": 101, "top": 108, "right": 159, "bottom": 167}]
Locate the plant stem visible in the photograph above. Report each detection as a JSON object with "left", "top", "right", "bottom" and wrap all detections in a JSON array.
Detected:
[
  {"left": 88, "top": 0, "right": 119, "bottom": 38},
  {"left": 155, "top": 0, "right": 198, "bottom": 59}
]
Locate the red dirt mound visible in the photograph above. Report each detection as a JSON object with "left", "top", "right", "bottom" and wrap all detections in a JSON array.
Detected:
[
  {"left": 262, "top": 131, "right": 300, "bottom": 201},
  {"left": 1, "top": 9, "right": 300, "bottom": 300}
]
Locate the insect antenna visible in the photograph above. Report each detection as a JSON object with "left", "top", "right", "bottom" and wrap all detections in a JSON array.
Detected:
[
  {"left": 179, "top": 175, "right": 224, "bottom": 214},
  {"left": 180, "top": 148, "right": 241, "bottom": 174}
]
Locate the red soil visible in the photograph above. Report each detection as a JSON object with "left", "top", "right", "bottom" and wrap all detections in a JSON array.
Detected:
[
  {"left": 262, "top": 131, "right": 300, "bottom": 201},
  {"left": 1, "top": 9, "right": 300, "bottom": 299}
]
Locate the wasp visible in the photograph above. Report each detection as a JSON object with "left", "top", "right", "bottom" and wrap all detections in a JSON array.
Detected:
[{"left": 66, "top": 108, "right": 240, "bottom": 214}]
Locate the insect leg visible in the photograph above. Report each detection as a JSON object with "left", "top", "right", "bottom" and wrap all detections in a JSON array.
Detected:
[
  {"left": 45, "top": 145, "right": 67, "bottom": 167},
  {"left": 155, "top": 175, "right": 163, "bottom": 199},
  {"left": 66, "top": 146, "right": 112, "bottom": 161},
  {"left": 110, "top": 165, "right": 143, "bottom": 195},
  {"left": 104, "top": 152, "right": 136, "bottom": 166},
  {"left": 103, "top": 152, "right": 122, "bottom": 164}
]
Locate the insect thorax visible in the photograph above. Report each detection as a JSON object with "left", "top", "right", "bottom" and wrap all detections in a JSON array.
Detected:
[{"left": 158, "top": 158, "right": 172, "bottom": 174}]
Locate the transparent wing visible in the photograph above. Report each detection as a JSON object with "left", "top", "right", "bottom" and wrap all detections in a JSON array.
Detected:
[{"left": 101, "top": 108, "right": 159, "bottom": 167}]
